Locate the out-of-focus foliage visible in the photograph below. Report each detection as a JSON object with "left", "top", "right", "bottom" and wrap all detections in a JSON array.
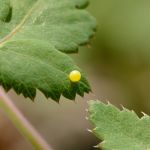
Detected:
[
  {"left": 90, "top": 0, "right": 150, "bottom": 71},
  {"left": 86, "top": 0, "right": 150, "bottom": 114}
]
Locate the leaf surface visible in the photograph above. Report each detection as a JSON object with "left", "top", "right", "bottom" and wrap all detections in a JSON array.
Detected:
[
  {"left": 0, "top": 0, "right": 96, "bottom": 101},
  {"left": 88, "top": 100, "right": 150, "bottom": 150}
]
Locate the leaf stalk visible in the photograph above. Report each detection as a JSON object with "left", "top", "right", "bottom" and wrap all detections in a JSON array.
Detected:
[{"left": 0, "top": 87, "right": 52, "bottom": 150}]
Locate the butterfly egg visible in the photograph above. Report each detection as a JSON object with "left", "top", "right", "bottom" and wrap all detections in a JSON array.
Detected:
[{"left": 69, "top": 70, "right": 81, "bottom": 82}]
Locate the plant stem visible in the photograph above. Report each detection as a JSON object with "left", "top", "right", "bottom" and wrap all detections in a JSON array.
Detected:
[{"left": 0, "top": 87, "right": 53, "bottom": 150}]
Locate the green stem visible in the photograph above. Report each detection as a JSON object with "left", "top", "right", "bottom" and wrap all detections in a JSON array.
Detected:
[{"left": 0, "top": 87, "right": 52, "bottom": 150}]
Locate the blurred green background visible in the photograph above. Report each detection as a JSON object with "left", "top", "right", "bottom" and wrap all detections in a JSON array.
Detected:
[{"left": 2, "top": 0, "right": 150, "bottom": 149}]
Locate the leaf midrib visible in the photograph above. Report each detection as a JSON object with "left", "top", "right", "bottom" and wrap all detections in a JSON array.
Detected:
[{"left": 0, "top": 0, "right": 41, "bottom": 46}]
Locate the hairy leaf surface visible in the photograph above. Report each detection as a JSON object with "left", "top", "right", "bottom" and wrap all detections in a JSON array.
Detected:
[
  {"left": 88, "top": 100, "right": 150, "bottom": 150},
  {"left": 0, "top": 0, "right": 96, "bottom": 101}
]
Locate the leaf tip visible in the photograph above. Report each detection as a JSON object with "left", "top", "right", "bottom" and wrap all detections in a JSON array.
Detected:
[{"left": 87, "top": 128, "right": 93, "bottom": 133}]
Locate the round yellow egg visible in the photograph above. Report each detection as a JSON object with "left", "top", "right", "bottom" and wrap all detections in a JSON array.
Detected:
[{"left": 69, "top": 70, "right": 81, "bottom": 82}]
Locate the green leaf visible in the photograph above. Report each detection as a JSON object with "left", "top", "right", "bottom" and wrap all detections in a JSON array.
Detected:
[
  {"left": 88, "top": 100, "right": 150, "bottom": 150},
  {"left": 0, "top": 0, "right": 96, "bottom": 101}
]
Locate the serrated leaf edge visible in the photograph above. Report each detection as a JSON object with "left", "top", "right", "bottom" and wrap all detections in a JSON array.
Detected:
[{"left": 87, "top": 100, "right": 150, "bottom": 149}]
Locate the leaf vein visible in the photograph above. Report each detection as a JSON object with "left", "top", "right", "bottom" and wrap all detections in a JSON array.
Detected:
[{"left": 0, "top": 0, "right": 41, "bottom": 45}]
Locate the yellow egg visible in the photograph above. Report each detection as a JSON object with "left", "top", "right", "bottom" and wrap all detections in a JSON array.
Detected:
[{"left": 69, "top": 70, "right": 81, "bottom": 82}]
